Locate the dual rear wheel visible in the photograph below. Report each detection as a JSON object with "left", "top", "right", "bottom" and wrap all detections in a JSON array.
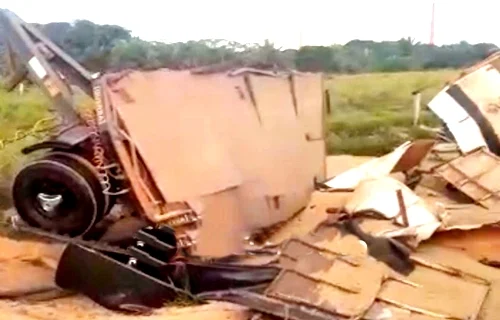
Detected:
[{"left": 12, "top": 152, "right": 111, "bottom": 237}]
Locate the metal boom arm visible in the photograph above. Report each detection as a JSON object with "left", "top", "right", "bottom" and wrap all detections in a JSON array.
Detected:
[{"left": 0, "top": 9, "right": 95, "bottom": 129}]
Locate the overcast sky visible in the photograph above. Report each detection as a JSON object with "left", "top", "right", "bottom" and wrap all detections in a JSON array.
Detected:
[{"left": 2, "top": 0, "right": 499, "bottom": 48}]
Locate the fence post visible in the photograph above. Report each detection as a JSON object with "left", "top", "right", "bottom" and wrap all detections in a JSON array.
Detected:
[{"left": 412, "top": 90, "right": 422, "bottom": 126}]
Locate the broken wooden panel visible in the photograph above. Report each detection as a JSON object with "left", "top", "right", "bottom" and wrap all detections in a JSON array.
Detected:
[
  {"left": 412, "top": 245, "right": 500, "bottom": 320},
  {"left": 270, "top": 238, "right": 385, "bottom": 318},
  {"left": 271, "top": 235, "right": 500, "bottom": 320},
  {"left": 266, "top": 258, "right": 385, "bottom": 318},
  {"left": 435, "top": 148, "right": 500, "bottom": 208},
  {"left": 378, "top": 264, "right": 489, "bottom": 319}
]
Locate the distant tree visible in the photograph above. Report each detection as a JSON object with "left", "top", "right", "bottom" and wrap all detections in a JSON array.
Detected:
[
  {"left": 295, "top": 46, "right": 336, "bottom": 72},
  {"left": 398, "top": 37, "right": 415, "bottom": 57},
  {"left": 34, "top": 22, "right": 71, "bottom": 46},
  {"left": 62, "top": 20, "right": 131, "bottom": 70},
  {"left": 1, "top": 19, "right": 499, "bottom": 74}
]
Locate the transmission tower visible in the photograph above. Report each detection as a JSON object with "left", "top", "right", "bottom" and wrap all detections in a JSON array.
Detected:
[{"left": 430, "top": 0, "right": 436, "bottom": 45}]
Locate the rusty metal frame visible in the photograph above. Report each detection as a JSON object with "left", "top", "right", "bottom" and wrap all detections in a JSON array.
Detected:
[
  {"left": 198, "top": 289, "right": 340, "bottom": 320},
  {"left": 0, "top": 9, "right": 90, "bottom": 129},
  {"left": 100, "top": 81, "right": 163, "bottom": 218},
  {"left": 99, "top": 76, "right": 198, "bottom": 236},
  {"left": 435, "top": 148, "right": 500, "bottom": 207},
  {"left": 280, "top": 238, "right": 361, "bottom": 266}
]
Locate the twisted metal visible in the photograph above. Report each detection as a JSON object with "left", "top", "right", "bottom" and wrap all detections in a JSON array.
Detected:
[
  {"left": 80, "top": 84, "right": 114, "bottom": 195},
  {"left": 0, "top": 116, "right": 59, "bottom": 150}
]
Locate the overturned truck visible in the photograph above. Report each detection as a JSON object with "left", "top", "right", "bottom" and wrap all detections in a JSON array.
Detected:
[{"left": 0, "top": 9, "right": 327, "bottom": 257}]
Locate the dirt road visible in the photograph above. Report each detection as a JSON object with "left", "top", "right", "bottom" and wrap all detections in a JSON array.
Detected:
[{"left": 0, "top": 155, "right": 370, "bottom": 320}]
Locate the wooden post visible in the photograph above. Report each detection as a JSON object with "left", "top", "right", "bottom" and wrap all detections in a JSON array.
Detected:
[{"left": 412, "top": 90, "right": 422, "bottom": 126}]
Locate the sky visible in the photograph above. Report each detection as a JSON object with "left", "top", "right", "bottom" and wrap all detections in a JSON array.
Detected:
[{"left": 1, "top": 0, "right": 499, "bottom": 48}]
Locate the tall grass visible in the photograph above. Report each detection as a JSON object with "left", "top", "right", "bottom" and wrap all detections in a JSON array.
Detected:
[
  {"left": 325, "top": 70, "right": 459, "bottom": 156},
  {"left": 0, "top": 87, "right": 51, "bottom": 208}
]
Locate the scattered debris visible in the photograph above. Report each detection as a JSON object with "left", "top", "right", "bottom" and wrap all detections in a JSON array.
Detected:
[
  {"left": 4, "top": 8, "right": 500, "bottom": 320},
  {"left": 343, "top": 177, "right": 442, "bottom": 243},
  {"left": 435, "top": 147, "right": 500, "bottom": 208},
  {"left": 324, "top": 140, "right": 435, "bottom": 190}
]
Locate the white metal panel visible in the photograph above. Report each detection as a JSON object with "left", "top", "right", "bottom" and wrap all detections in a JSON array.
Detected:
[
  {"left": 428, "top": 88, "right": 470, "bottom": 123},
  {"left": 428, "top": 90, "right": 486, "bottom": 153},
  {"left": 446, "top": 118, "right": 487, "bottom": 153}
]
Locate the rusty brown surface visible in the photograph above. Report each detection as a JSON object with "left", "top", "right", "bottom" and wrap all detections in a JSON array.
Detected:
[
  {"left": 280, "top": 242, "right": 496, "bottom": 319},
  {"left": 266, "top": 190, "right": 350, "bottom": 245},
  {"left": 293, "top": 73, "right": 325, "bottom": 141},
  {"left": 378, "top": 264, "right": 489, "bottom": 319},
  {"left": 391, "top": 140, "right": 435, "bottom": 173},
  {"left": 267, "top": 224, "right": 500, "bottom": 320},
  {"left": 106, "top": 71, "right": 244, "bottom": 201},
  {"left": 269, "top": 239, "right": 384, "bottom": 318},
  {"left": 426, "top": 226, "right": 500, "bottom": 263},
  {"left": 102, "top": 70, "right": 326, "bottom": 256},
  {"left": 195, "top": 187, "right": 247, "bottom": 256},
  {"left": 435, "top": 148, "right": 500, "bottom": 208}
]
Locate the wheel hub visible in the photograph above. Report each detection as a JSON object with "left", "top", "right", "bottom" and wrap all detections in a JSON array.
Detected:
[{"left": 36, "top": 193, "right": 63, "bottom": 216}]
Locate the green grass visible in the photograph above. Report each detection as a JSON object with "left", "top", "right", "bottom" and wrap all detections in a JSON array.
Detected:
[
  {"left": 325, "top": 70, "right": 459, "bottom": 156},
  {"left": 0, "top": 87, "right": 51, "bottom": 209}
]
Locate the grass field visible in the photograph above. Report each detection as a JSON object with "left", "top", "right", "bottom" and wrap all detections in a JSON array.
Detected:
[{"left": 324, "top": 69, "right": 459, "bottom": 155}]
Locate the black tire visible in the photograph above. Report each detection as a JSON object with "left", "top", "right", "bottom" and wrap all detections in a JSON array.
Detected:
[
  {"left": 12, "top": 159, "right": 98, "bottom": 237},
  {"left": 44, "top": 152, "right": 110, "bottom": 219}
]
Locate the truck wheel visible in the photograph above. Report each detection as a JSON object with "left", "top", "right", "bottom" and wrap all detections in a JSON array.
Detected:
[
  {"left": 44, "top": 152, "right": 111, "bottom": 219},
  {"left": 12, "top": 159, "right": 98, "bottom": 237}
]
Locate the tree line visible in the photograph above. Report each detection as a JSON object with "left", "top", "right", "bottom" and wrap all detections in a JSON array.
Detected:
[{"left": 1, "top": 20, "right": 499, "bottom": 73}]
